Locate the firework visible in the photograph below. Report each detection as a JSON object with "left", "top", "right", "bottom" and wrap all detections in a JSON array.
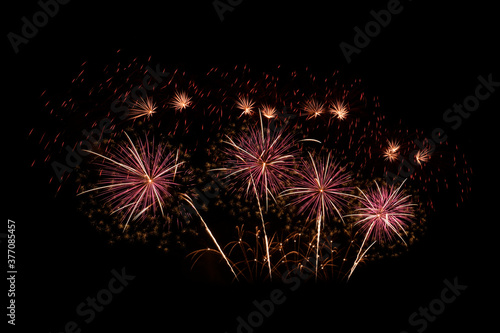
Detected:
[
  {"left": 35, "top": 61, "right": 469, "bottom": 283},
  {"left": 169, "top": 91, "right": 192, "bottom": 111},
  {"left": 383, "top": 139, "right": 400, "bottom": 162},
  {"left": 260, "top": 104, "right": 277, "bottom": 119},
  {"left": 281, "top": 152, "right": 354, "bottom": 278},
  {"left": 218, "top": 111, "right": 298, "bottom": 210},
  {"left": 414, "top": 147, "right": 432, "bottom": 165},
  {"left": 181, "top": 193, "right": 239, "bottom": 281},
  {"left": 235, "top": 96, "right": 255, "bottom": 117},
  {"left": 329, "top": 99, "right": 349, "bottom": 120},
  {"left": 346, "top": 180, "right": 415, "bottom": 278},
  {"left": 78, "top": 133, "right": 183, "bottom": 229},
  {"left": 303, "top": 99, "right": 325, "bottom": 120},
  {"left": 128, "top": 97, "right": 157, "bottom": 120},
  {"left": 351, "top": 181, "right": 414, "bottom": 243},
  {"left": 281, "top": 152, "right": 354, "bottom": 224}
]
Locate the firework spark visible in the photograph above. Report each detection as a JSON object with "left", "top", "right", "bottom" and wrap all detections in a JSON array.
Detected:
[
  {"left": 78, "top": 133, "right": 183, "bottom": 229},
  {"left": 383, "top": 140, "right": 400, "bottom": 162},
  {"left": 303, "top": 99, "right": 325, "bottom": 119},
  {"left": 414, "top": 147, "right": 432, "bottom": 165},
  {"left": 181, "top": 193, "right": 239, "bottom": 281},
  {"left": 235, "top": 96, "right": 255, "bottom": 117},
  {"left": 329, "top": 100, "right": 349, "bottom": 120},
  {"left": 170, "top": 91, "right": 192, "bottom": 111},
  {"left": 128, "top": 97, "right": 157, "bottom": 120},
  {"left": 260, "top": 104, "right": 277, "bottom": 119}
]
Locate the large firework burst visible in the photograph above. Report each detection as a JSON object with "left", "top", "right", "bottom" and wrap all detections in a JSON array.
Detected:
[
  {"left": 350, "top": 181, "right": 415, "bottom": 243},
  {"left": 281, "top": 152, "right": 354, "bottom": 224},
  {"left": 78, "top": 133, "right": 183, "bottom": 229},
  {"left": 281, "top": 152, "right": 354, "bottom": 278},
  {"left": 346, "top": 180, "right": 415, "bottom": 279},
  {"left": 219, "top": 112, "right": 298, "bottom": 210}
]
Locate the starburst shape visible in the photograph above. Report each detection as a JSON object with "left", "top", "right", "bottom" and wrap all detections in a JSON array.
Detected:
[
  {"left": 329, "top": 100, "right": 349, "bottom": 120},
  {"left": 235, "top": 96, "right": 255, "bottom": 117},
  {"left": 383, "top": 140, "right": 401, "bottom": 162},
  {"left": 260, "top": 104, "right": 277, "bottom": 119},
  {"left": 303, "top": 99, "right": 325, "bottom": 119},
  {"left": 128, "top": 97, "right": 157, "bottom": 120},
  {"left": 219, "top": 114, "right": 298, "bottom": 209},
  {"left": 78, "top": 133, "right": 183, "bottom": 229},
  {"left": 169, "top": 91, "right": 192, "bottom": 111},
  {"left": 281, "top": 152, "right": 354, "bottom": 223},
  {"left": 349, "top": 181, "right": 415, "bottom": 243}
]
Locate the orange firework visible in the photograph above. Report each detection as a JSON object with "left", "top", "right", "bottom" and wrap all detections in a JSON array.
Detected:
[
  {"left": 383, "top": 140, "right": 401, "bottom": 162},
  {"left": 128, "top": 97, "right": 157, "bottom": 120},
  {"left": 303, "top": 99, "right": 325, "bottom": 119},
  {"left": 169, "top": 91, "right": 192, "bottom": 111},
  {"left": 260, "top": 104, "right": 277, "bottom": 119},
  {"left": 235, "top": 96, "right": 255, "bottom": 116},
  {"left": 329, "top": 99, "right": 349, "bottom": 120}
]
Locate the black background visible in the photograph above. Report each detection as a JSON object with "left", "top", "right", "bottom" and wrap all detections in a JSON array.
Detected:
[{"left": 4, "top": 0, "right": 498, "bottom": 332}]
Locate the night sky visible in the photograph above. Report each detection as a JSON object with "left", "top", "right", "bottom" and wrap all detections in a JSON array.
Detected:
[{"left": 5, "top": 0, "right": 498, "bottom": 332}]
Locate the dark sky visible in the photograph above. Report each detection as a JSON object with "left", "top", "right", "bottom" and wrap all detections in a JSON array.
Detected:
[{"left": 4, "top": 1, "right": 498, "bottom": 332}]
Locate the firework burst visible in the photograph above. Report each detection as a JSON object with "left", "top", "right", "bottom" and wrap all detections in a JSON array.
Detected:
[
  {"left": 350, "top": 181, "right": 415, "bottom": 243},
  {"left": 219, "top": 112, "right": 298, "bottom": 210},
  {"left": 414, "top": 146, "right": 432, "bottom": 165},
  {"left": 346, "top": 180, "right": 415, "bottom": 278},
  {"left": 235, "top": 96, "right": 255, "bottom": 117},
  {"left": 383, "top": 139, "right": 401, "bottom": 162},
  {"left": 260, "top": 104, "right": 277, "bottom": 119},
  {"left": 78, "top": 133, "right": 184, "bottom": 229},
  {"left": 128, "top": 97, "right": 157, "bottom": 120},
  {"left": 329, "top": 99, "right": 349, "bottom": 120},
  {"left": 169, "top": 91, "right": 192, "bottom": 111},
  {"left": 303, "top": 99, "right": 326, "bottom": 120},
  {"left": 281, "top": 152, "right": 354, "bottom": 224},
  {"left": 281, "top": 152, "right": 354, "bottom": 278}
]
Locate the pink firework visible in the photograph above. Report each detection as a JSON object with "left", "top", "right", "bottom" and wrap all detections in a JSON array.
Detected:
[
  {"left": 350, "top": 181, "right": 415, "bottom": 243},
  {"left": 79, "top": 133, "right": 183, "bottom": 229},
  {"left": 281, "top": 152, "right": 353, "bottom": 279},
  {"left": 219, "top": 113, "right": 298, "bottom": 210},
  {"left": 281, "top": 152, "right": 354, "bottom": 223}
]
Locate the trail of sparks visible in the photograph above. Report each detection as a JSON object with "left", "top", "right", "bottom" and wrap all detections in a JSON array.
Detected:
[{"left": 181, "top": 193, "right": 239, "bottom": 281}]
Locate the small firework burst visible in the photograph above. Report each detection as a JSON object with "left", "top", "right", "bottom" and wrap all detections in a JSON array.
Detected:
[
  {"left": 350, "top": 181, "right": 415, "bottom": 243},
  {"left": 260, "top": 104, "right": 277, "bottom": 119},
  {"left": 128, "top": 97, "right": 157, "bottom": 120},
  {"left": 329, "top": 100, "right": 349, "bottom": 120},
  {"left": 414, "top": 147, "right": 432, "bottom": 165},
  {"left": 383, "top": 139, "right": 401, "bottom": 162},
  {"left": 235, "top": 96, "right": 255, "bottom": 117},
  {"left": 78, "top": 133, "right": 184, "bottom": 229},
  {"left": 170, "top": 91, "right": 192, "bottom": 111},
  {"left": 303, "top": 99, "right": 325, "bottom": 119}
]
